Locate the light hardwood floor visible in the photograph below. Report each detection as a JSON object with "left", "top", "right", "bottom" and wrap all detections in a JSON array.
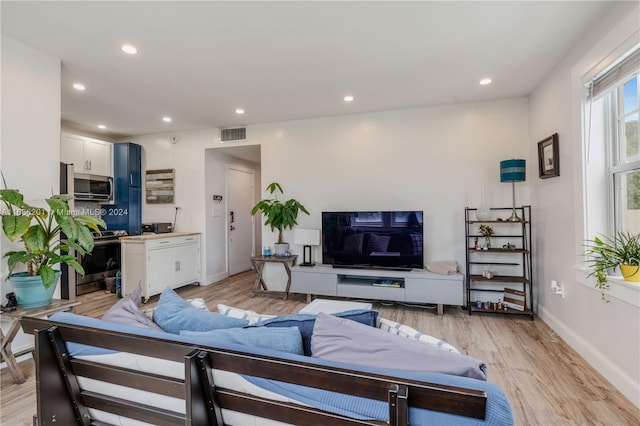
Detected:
[{"left": 2, "top": 270, "right": 639, "bottom": 425}]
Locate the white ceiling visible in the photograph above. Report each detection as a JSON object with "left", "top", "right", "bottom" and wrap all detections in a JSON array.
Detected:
[{"left": 2, "top": 1, "right": 613, "bottom": 139}]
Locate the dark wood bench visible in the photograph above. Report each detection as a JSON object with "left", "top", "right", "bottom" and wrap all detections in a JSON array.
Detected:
[{"left": 22, "top": 316, "right": 487, "bottom": 426}]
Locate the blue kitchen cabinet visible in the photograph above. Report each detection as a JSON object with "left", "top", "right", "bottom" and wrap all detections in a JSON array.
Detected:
[{"left": 103, "top": 143, "right": 142, "bottom": 235}]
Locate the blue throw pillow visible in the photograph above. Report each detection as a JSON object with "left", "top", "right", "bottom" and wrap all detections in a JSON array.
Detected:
[
  {"left": 153, "top": 287, "right": 248, "bottom": 334},
  {"left": 180, "top": 326, "right": 303, "bottom": 355},
  {"left": 251, "top": 309, "right": 378, "bottom": 356}
]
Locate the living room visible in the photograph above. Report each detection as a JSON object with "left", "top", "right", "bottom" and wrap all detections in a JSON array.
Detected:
[{"left": 1, "top": 1, "right": 639, "bottom": 424}]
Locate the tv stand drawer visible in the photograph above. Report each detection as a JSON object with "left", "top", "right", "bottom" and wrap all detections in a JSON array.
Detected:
[{"left": 291, "top": 269, "right": 336, "bottom": 296}]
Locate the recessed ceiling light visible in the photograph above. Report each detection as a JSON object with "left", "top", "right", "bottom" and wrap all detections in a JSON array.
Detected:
[
  {"left": 98, "top": 124, "right": 106, "bottom": 129},
  {"left": 73, "top": 83, "right": 86, "bottom": 91},
  {"left": 162, "top": 116, "right": 172, "bottom": 123},
  {"left": 344, "top": 95, "right": 355, "bottom": 102},
  {"left": 121, "top": 44, "right": 138, "bottom": 55},
  {"left": 235, "top": 108, "right": 245, "bottom": 115},
  {"left": 479, "top": 78, "right": 492, "bottom": 86}
]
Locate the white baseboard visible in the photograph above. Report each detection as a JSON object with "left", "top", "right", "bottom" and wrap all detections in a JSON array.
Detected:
[
  {"left": 205, "top": 271, "right": 229, "bottom": 285},
  {"left": 538, "top": 304, "right": 640, "bottom": 409}
]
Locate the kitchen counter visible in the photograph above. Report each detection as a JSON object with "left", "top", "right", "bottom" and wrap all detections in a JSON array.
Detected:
[{"left": 119, "top": 232, "right": 201, "bottom": 242}]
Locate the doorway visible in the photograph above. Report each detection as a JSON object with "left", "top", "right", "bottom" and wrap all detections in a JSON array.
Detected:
[{"left": 227, "top": 165, "right": 255, "bottom": 275}]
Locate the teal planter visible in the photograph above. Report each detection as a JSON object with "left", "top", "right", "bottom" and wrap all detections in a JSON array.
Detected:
[{"left": 9, "top": 271, "right": 60, "bottom": 309}]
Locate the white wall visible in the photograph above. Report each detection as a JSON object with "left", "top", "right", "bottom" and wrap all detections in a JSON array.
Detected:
[
  {"left": 128, "top": 98, "right": 530, "bottom": 289},
  {"left": 253, "top": 98, "right": 531, "bottom": 267},
  {"left": 0, "top": 35, "right": 61, "bottom": 353},
  {"left": 529, "top": 1, "right": 640, "bottom": 407}
]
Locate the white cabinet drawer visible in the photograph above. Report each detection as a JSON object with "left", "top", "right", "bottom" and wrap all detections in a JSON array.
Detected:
[
  {"left": 146, "top": 238, "right": 175, "bottom": 250},
  {"left": 174, "top": 235, "right": 199, "bottom": 246},
  {"left": 291, "top": 270, "right": 336, "bottom": 295}
]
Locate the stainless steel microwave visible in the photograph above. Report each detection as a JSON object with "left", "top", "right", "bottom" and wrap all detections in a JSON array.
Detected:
[{"left": 74, "top": 173, "right": 113, "bottom": 202}]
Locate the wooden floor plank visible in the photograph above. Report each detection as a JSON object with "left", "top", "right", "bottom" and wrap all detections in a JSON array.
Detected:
[{"left": 2, "top": 270, "right": 639, "bottom": 425}]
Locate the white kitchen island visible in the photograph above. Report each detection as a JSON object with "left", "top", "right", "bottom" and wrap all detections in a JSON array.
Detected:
[{"left": 120, "top": 232, "right": 201, "bottom": 302}]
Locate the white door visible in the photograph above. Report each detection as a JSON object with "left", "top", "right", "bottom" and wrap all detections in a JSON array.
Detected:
[
  {"left": 147, "top": 246, "right": 175, "bottom": 296},
  {"left": 227, "top": 166, "right": 255, "bottom": 275},
  {"left": 176, "top": 240, "right": 201, "bottom": 285}
]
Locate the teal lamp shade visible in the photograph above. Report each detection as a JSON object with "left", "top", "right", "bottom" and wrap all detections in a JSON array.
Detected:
[
  {"left": 500, "top": 159, "right": 526, "bottom": 221},
  {"left": 500, "top": 159, "right": 526, "bottom": 182}
]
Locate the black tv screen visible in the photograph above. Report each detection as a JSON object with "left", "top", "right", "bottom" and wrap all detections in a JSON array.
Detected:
[{"left": 321, "top": 211, "right": 424, "bottom": 270}]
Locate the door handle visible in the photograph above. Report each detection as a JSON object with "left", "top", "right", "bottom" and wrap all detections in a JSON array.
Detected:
[{"left": 230, "top": 211, "right": 235, "bottom": 223}]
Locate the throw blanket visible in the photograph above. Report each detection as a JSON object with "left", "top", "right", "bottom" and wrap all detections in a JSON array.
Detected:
[
  {"left": 311, "top": 313, "right": 488, "bottom": 381},
  {"left": 427, "top": 260, "right": 459, "bottom": 275}
]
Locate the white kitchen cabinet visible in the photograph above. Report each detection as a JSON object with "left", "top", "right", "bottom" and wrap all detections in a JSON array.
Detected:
[
  {"left": 121, "top": 233, "right": 202, "bottom": 302},
  {"left": 61, "top": 132, "right": 113, "bottom": 176}
]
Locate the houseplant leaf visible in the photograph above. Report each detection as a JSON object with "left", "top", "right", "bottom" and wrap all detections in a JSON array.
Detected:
[
  {"left": 39, "top": 264, "right": 56, "bottom": 289},
  {"left": 1, "top": 215, "right": 30, "bottom": 241},
  {"left": 23, "top": 225, "right": 47, "bottom": 254}
]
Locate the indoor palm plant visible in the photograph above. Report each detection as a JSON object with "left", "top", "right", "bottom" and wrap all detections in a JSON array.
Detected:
[
  {"left": 585, "top": 232, "right": 640, "bottom": 301},
  {"left": 1, "top": 187, "right": 105, "bottom": 308},
  {"left": 251, "top": 182, "right": 309, "bottom": 256}
]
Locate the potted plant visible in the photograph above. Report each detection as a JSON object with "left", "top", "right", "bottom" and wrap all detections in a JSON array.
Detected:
[
  {"left": 585, "top": 232, "right": 640, "bottom": 301},
  {"left": 1, "top": 187, "right": 105, "bottom": 308},
  {"left": 250, "top": 182, "right": 309, "bottom": 256}
]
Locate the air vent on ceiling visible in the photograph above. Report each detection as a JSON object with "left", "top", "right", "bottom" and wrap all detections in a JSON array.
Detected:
[{"left": 219, "top": 127, "right": 247, "bottom": 143}]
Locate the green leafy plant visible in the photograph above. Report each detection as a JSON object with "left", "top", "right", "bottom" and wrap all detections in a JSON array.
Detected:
[
  {"left": 250, "top": 182, "right": 309, "bottom": 244},
  {"left": 1, "top": 188, "right": 106, "bottom": 289},
  {"left": 585, "top": 232, "right": 640, "bottom": 301}
]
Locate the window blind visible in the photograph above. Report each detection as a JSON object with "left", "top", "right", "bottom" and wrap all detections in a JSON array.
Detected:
[{"left": 587, "top": 47, "right": 640, "bottom": 99}]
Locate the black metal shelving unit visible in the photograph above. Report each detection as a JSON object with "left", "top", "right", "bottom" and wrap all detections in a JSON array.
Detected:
[{"left": 464, "top": 206, "right": 534, "bottom": 320}]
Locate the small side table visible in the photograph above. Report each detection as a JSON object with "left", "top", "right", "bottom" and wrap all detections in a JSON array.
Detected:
[
  {"left": 0, "top": 299, "right": 81, "bottom": 384},
  {"left": 250, "top": 255, "right": 298, "bottom": 300}
]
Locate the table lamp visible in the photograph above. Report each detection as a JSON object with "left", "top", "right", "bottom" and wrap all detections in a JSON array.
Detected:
[
  {"left": 500, "top": 159, "right": 526, "bottom": 222},
  {"left": 294, "top": 228, "right": 320, "bottom": 267}
]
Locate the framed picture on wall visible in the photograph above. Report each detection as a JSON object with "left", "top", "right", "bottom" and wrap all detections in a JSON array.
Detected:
[
  {"left": 146, "top": 169, "right": 175, "bottom": 203},
  {"left": 537, "top": 133, "right": 559, "bottom": 179}
]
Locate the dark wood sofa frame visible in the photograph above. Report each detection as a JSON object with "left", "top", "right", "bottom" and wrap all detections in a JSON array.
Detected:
[{"left": 22, "top": 316, "right": 487, "bottom": 426}]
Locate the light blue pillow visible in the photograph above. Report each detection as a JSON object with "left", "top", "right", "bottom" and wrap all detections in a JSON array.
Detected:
[
  {"left": 180, "top": 326, "right": 303, "bottom": 355},
  {"left": 153, "top": 287, "right": 248, "bottom": 334}
]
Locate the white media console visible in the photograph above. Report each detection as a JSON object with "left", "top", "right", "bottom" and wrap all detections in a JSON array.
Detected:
[{"left": 290, "top": 265, "right": 464, "bottom": 315}]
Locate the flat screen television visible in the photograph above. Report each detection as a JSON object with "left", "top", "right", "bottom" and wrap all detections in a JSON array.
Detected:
[{"left": 321, "top": 211, "right": 424, "bottom": 270}]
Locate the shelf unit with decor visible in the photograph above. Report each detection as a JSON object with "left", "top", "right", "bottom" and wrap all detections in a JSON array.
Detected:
[{"left": 464, "top": 206, "right": 533, "bottom": 320}]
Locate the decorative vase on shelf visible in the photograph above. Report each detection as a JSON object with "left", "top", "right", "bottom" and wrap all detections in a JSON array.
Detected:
[
  {"left": 484, "top": 236, "right": 492, "bottom": 249},
  {"left": 476, "top": 186, "right": 491, "bottom": 221}
]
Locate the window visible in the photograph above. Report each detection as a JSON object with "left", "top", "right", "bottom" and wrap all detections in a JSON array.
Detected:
[
  {"left": 613, "top": 76, "right": 640, "bottom": 234},
  {"left": 584, "top": 48, "right": 640, "bottom": 238}
]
